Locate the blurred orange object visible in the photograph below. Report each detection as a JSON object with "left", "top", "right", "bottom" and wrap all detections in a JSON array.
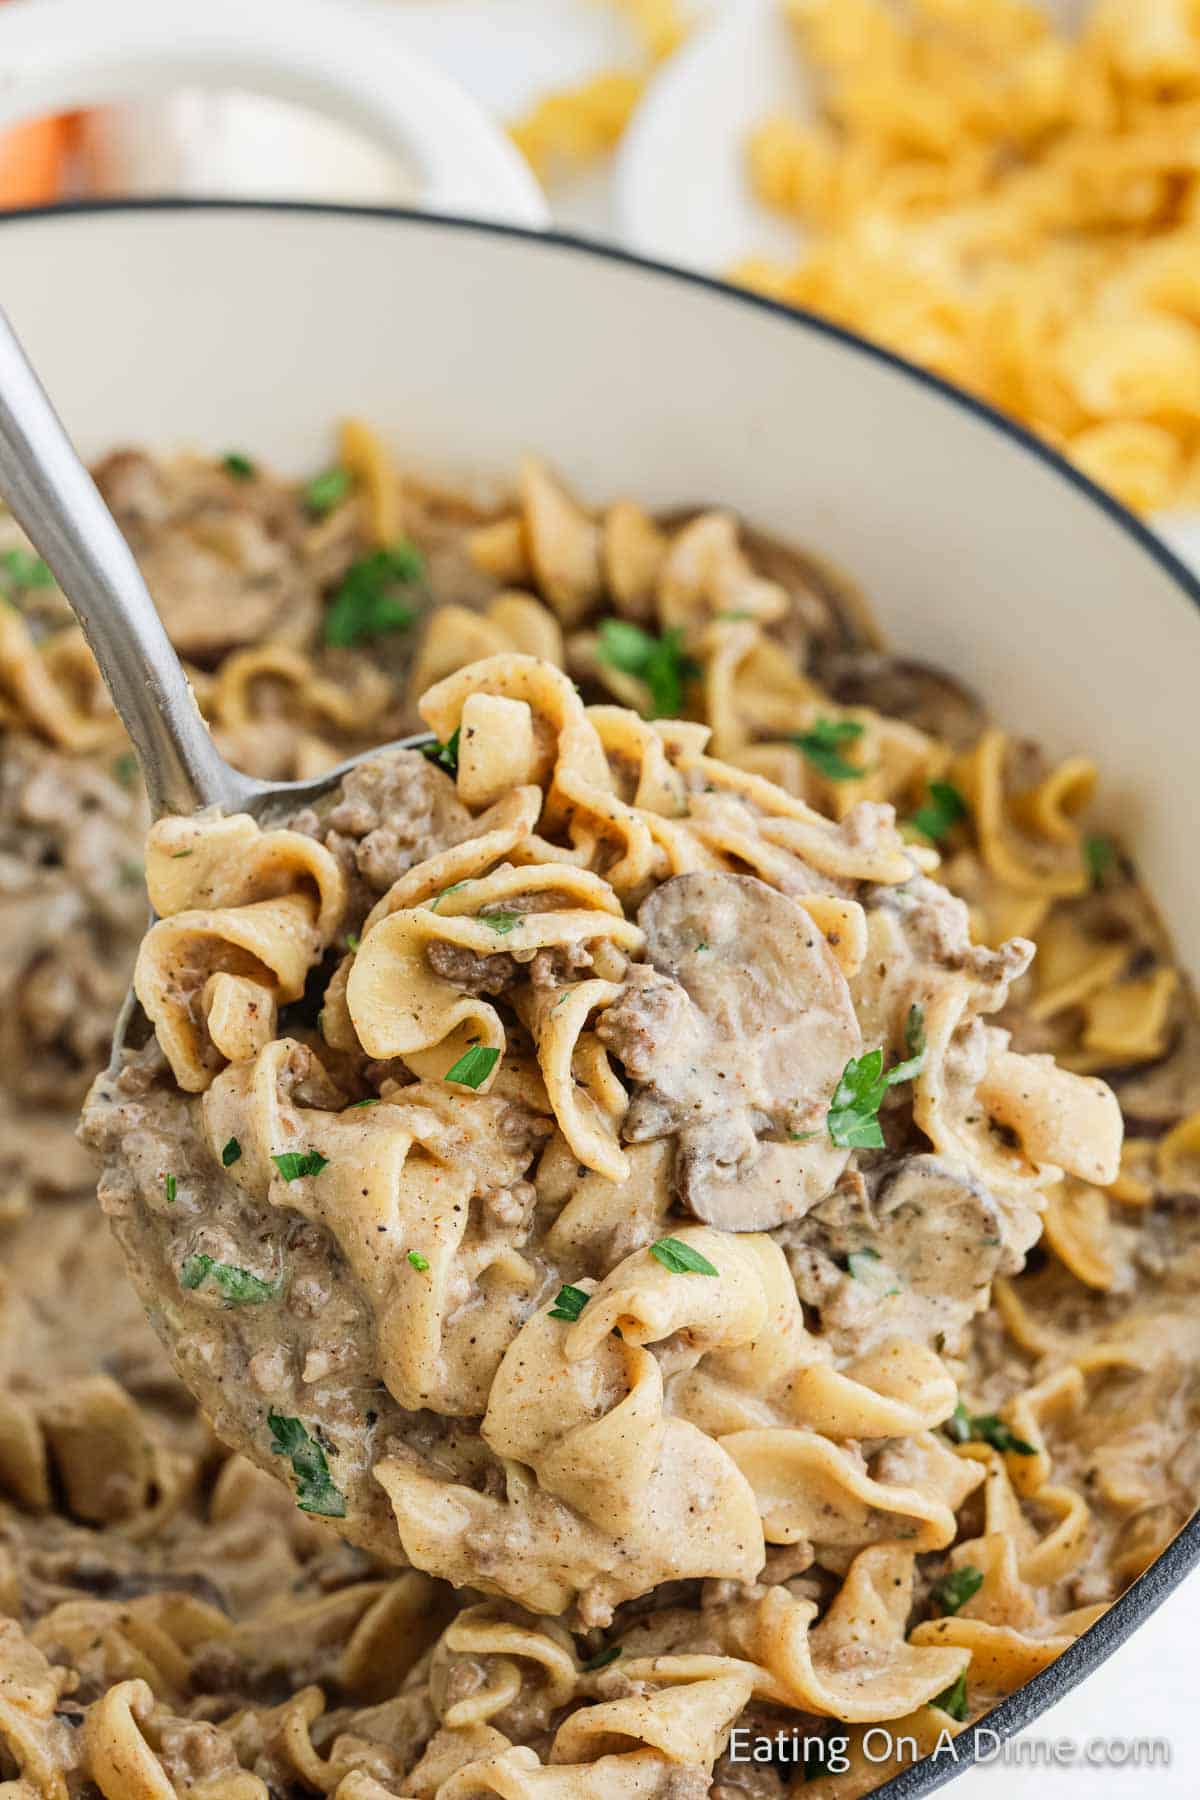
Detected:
[
  {"left": 0, "top": 0, "right": 71, "bottom": 210},
  {"left": 0, "top": 115, "right": 70, "bottom": 208}
]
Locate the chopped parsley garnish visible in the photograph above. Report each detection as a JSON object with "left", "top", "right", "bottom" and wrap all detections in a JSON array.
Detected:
[
  {"left": 793, "top": 717, "right": 865, "bottom": 781},
  {"left": 430, "top": 880, "right": 471, "bottom": 911},
  {"left": 650, "top": 1236, "right": 718, "bottom": 1276},
  {"left": 788, "top": 1130, "right": 818, "bottom": 1142},
  {"left": 582, "top": 1645, "right": 622, "bottom": 1671},
  {"left": 422, "top": 727, "right": 461, "bottom": 777},
  {"left": 827, "top": 1054, "right": 891, "bottom": 1149},
  {"left": 407, "top": 1250, "right": 430, "bottom": 1273},
  {"left": 596, "top": 619, "right": 700, "bottom": 718},
  {"left": 221, "top": 1137, "right": 242, "bottom": 1168},
  {"left": 890, "top": 1003, "right": 926, "bottom": 1082},
  {"left": 549, "top": 1284, "right": 589, "bottom": 1322},
  {"left": 181, "top": 1253, "right": 280, "bottom": 1305},
  {"left": 350, "top": 1096, "right": 381, "bottom": 1108},
  {"left": 164, "top": 1173, "right": 177, "bottom": 1205},
  {"left": 0, "top": 549, "right": 54, "bottom": 593},
  {"left": 932, "top": 1565, "right": 984, "bottom": 1615},
  {"left": 222, "top": 452, "right": 256, "bottom": 480},
  {"left": 271, "top": 1149, "right": 329, "bottom": 1182},
  {"left": 483, "top": 910, "right": 522, "bottom": 935},
  {"left": 932, "top": 1670, "right": 969, "bottom": 1722},
  {"left": 323, "top": 543, "right": 425, "bottom": 648},
  {"left": 945, "top": 1401, "right": 1036, "bottom": 1455},
  {"left": 1084, "top": 833, "right": 1116, "bottom": 888},
  {"left": 847, "top": 1247, "right": 901, "bottom": 1297},
  {"left": 171, "top": 848, "right": 194, "bottom": 859},
  {"left": 304, "top": 465, "right": 352, "bottom": 517},
  {"left": 345, "top": 933, "right": 360, "bottom": 953},
  {"left": 908, "top": 780, "right": 967, "bottom": 842},
  {"left": 945, "top": 1401, "right": 973, "bottom": 1442},
  {"left": 112, "top": 751, "right": 139, "bottom": 788},
  {"left": 444, "top": 1044, "right": 500, "bottom": 1089},
  {"left": 827, "top": 1009, "right": 926, "bottom": 1149},
  {"left": 267, "top": 1413, "right": 347, "bottom": 1517}
]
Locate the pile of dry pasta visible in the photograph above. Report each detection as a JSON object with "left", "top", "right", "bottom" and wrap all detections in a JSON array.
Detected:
[
  {"left": 739, "top": 0, "right": 1200, "bottom": 513},
  {"left": 512, "top": 0, "right": 1200, "bottom": 515},
  {"left": 508, "top": 0, "right": 688, "bottom": 181}
]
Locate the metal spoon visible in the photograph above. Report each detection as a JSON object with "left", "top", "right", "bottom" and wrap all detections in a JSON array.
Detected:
[
  {"left": 0, "top": 308, "right": 433, "bottom": 823},
  {"left": 0, "top": 309, "right": 432, "bottom": 1055}
]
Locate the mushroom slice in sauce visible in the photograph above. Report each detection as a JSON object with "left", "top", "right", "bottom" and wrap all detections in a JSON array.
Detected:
[
  {"left": 1109, "top": 1010, "right": 1200, "bottom": 1135},
  {"left": 817, "top": 650, "right": 986, "bottom": 750},
  {"left": 785, "top": 1156, "right": 1012, "bottom": 1357},
  {"left": 740, "top": 524, "right": 884, "bottom": 659},
  {"left": 598, "top": 872, "right": 861, "bottom": 1230}
]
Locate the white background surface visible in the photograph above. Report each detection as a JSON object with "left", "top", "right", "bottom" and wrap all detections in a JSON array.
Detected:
[{"left": 52, "top": 0, "right": 1200, "bottom": 1790}]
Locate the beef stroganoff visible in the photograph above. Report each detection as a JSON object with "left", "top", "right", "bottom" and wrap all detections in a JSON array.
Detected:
[{"left": 1, "top": 432, "right": 1198, "bottom": 1800}]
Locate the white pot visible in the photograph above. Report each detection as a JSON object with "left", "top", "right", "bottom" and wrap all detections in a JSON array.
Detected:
[{"left": 1, "top": 199, "right": 1196, "bottom": 968}]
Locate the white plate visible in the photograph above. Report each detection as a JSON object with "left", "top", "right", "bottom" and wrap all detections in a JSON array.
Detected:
[{"left": 616, "top": 0, "right": 801, "bottom": 275}]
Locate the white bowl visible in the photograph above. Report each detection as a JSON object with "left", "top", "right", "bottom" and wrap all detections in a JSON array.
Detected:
[{"left": 2, "top": 200, "right": 1199, "bottom": 1787}]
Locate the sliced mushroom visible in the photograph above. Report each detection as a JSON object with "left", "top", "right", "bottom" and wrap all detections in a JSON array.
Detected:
[
  {"left": 783, "top": 1154, "right": 1013, "bottom": 1356},
  {"left": 1110, "top": 1010, "right": 1200, "bottom": 1133},
  {"left": 676, "top": 1121, "right": 842, "bottom": 1233},
  {"left": 649, "top": 510, "right": 880, "bottom": 661},
  {"left": 598, "top": 873, "right": 860, "bottom": 1229},
  {"left": 93, "top": 450, "right": 320, "bottom": 663},
  {"left": 815, "top": 651, "right": 986, "bottom": 751},
  {"left": 740, "top": 525, "right": 884, "bottom": 658},
  {"left": 871, "top": 1153, "right": 1020, "bottom": 1282}
]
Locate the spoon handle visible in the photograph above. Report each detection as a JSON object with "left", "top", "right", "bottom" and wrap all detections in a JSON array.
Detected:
[{"left": 0, "top": 308, "right": 250, "bottom": 817}]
